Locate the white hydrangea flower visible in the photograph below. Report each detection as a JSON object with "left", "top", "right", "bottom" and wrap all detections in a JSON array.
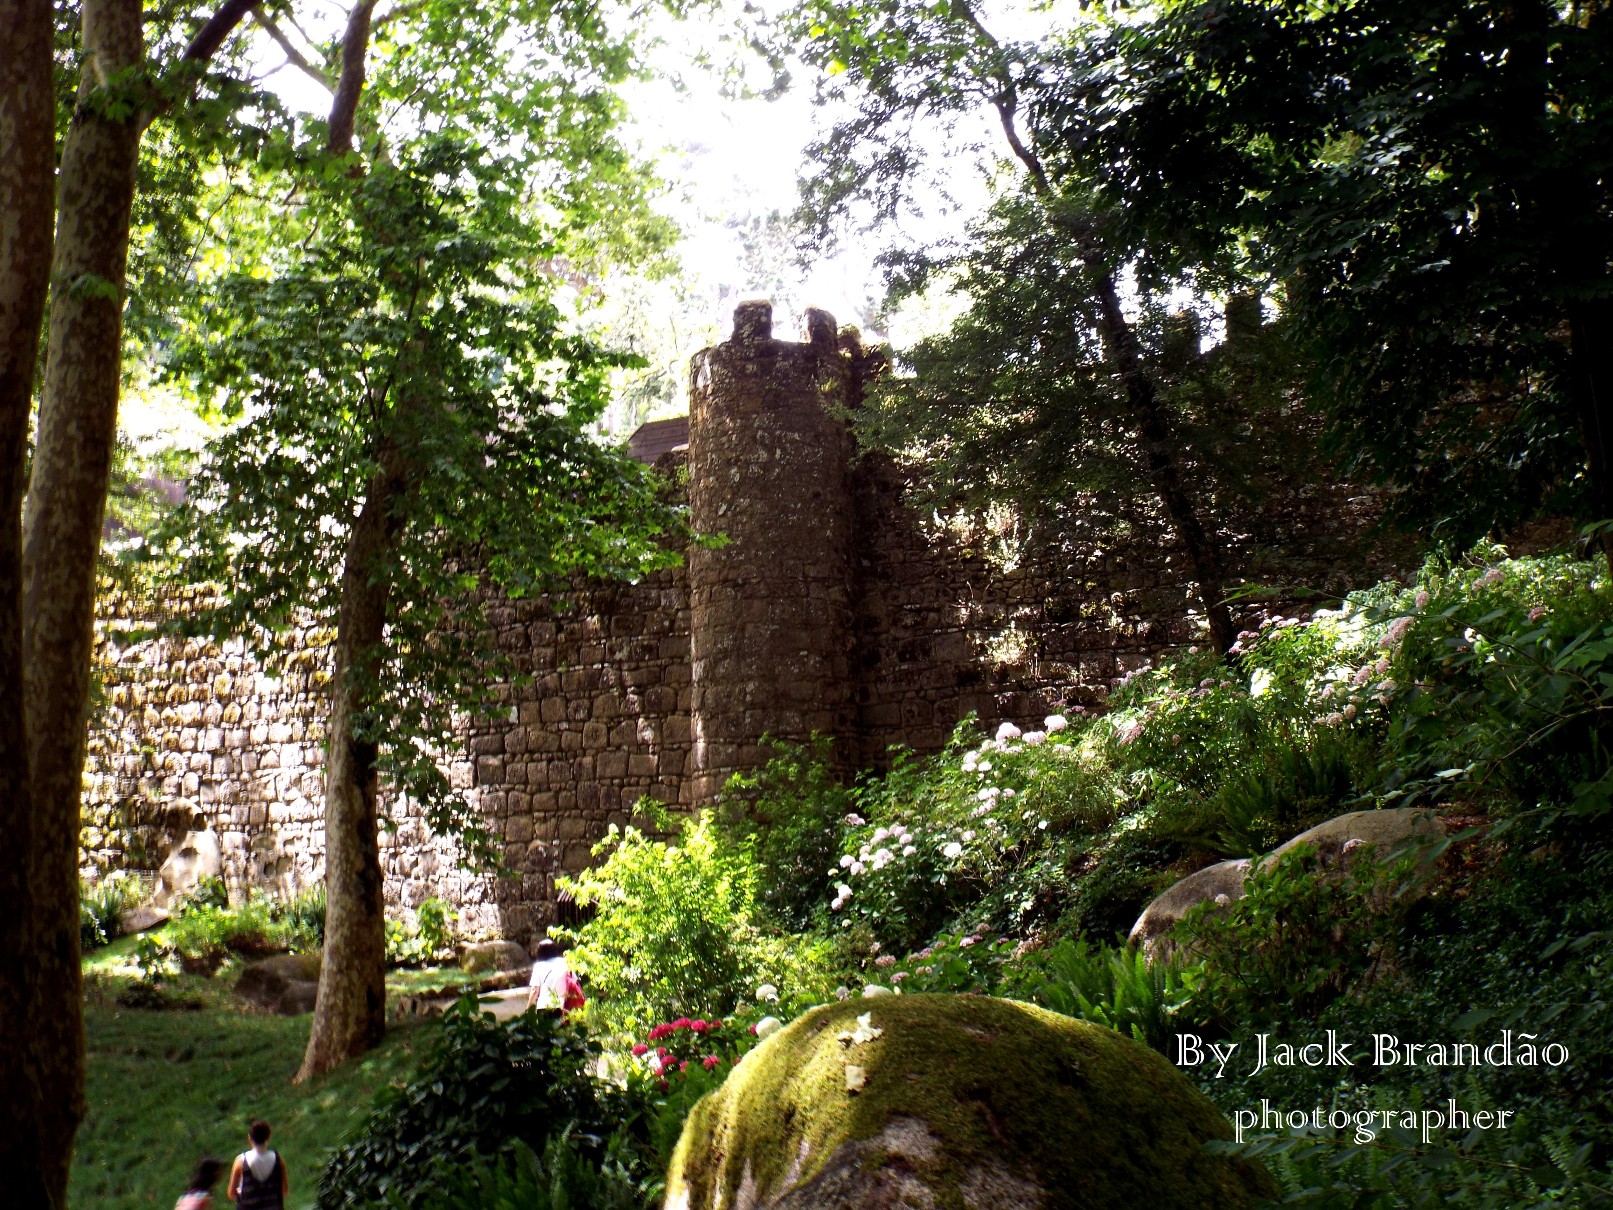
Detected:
[
  {"left": 961, "top": 753, "right": 978, "bottom": 772},
  {"left": 902, "top": 845, "right": 917, "bottom": 857},
  {"left": 843, "top": 813, "right": 866, "bottom": 827},
  {"left": 1022, "top": 731, "right": 1046, "bottom": 746},
  {"left": 1044, "top": 714, "right": 1068, "bottom": 733},
  {"left": 839, "top": 853, "right": 855, "bottom": 869},
  {"left": 996, "top": 721, "right": 1022, "bottom": 741},
  {"left": 978, "top": 759, "right": 992, "bottom": 773},
  {"left": 977, "top": 786, "right": 999, "bottom": 802},
  {"left": 942, "top": 841, "right": 963, "bottom": 859},
  {"left": 756, "top": 983, "right": 779, "bottom": 1003},
  {"left": 871, "top": 848, "right": 893, "bottom": 870}
]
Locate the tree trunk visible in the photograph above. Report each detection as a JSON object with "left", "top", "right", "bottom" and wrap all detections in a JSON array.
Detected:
[
  {"left": 296, "top": 465, "right": 400, "bottom": 1082},
  {"left": 17, "top": 0, "right": 144, "bottom": 1197},
  {"left": 0, "top": 0, "right": 58, "bottom": 1201},
  {"left": 1567, "top": 297, "right": 1613, "bottom": 570},
  {"left": 1093, "top": 275, "right": 1238, "bottom": 656}
]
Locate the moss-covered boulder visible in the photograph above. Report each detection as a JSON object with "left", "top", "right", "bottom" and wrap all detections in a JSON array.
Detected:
[{"left": 665, "top": 994, "right": 1275, "bottom": 1210}]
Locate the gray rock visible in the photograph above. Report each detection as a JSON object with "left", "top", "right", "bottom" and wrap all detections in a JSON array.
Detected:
[
  {"left": 1128, "top": 859, "right": 1251, "bottom": 955},
  {"left": 460, "top": 939, "right": 531, "bottom": 974},
  {"left": 277, "top": 979, "right": 319, "bottom": 1015},
  {"left": 151, "top": 827, "right": 223, "bottom": 909},
  {"left": 1130, "top": 809, "right": 1446, "bottom": 959},
  {"left": 117, "top": 904, "right": 171, "bottom": 936},
  {"left": 237, "top": 953, "right": 321, "bottom": 1013},
  {"left": 1270, "top": 807, "right": 1442, "bottom": 865}
]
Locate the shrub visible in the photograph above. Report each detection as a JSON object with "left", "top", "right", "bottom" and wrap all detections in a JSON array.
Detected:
[
  {"left": 79, "top": 873, "right": 143, "bottom": 951},
  {"left": 1172, "top": 843, "right": 1420, "bottom": 1024},
  {"left": 385, "top": 897, "right": 457, "bottom": 967},
  {"left": 318, "top": 999, "right": 627, "bottom": 1208},
  {"left": 271, "top": 884, "right": 326, "bottom": 948},
  {"left": 717, "top": 737, "right": 851, "bottom": 931},
  {"left": 1002, "top": 937, "right": 1205, "bottom": 1053},
  {"left": 403, "top": 1133, "right": 656, "bottom": 1210},
  {"left": 557, "top": 814, "right": 824, "bottom": 1035}
]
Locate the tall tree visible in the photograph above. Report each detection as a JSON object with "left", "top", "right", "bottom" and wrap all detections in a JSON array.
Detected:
[
  {"left": 1054, "top": 0, "right": 1613, "bottom": 550},
  {"left": 154, "top": 0, "right": 682, "bottom": 1081},
  {"left": 789, "top": 0, "right": 1241, "bottom": 653},
  {"left": 0, "top": 0, "right": 59, "bottom": 1200},
  {"left": 2, "top": 1, "right": 263, "bottom": 1199}
]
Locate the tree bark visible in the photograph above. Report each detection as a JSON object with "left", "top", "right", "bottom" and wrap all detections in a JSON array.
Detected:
[
  {"left": 1093, "top": 276, "right": 1238, "bottom": 656},
  {"left": 0, "top": 0, "right": 58, "bottom": 1201},
  {"left": 296, "top": 462, "right": 399, "bottom": 1082},
  {"left": 17, "top": 1, "right": 144, "bottom": 1196},
  {"left": 9, "top": 0, "right": 261, "bottom": 1196},
  {"left": 950, "top": 0, "right": 1238, "bottom": 655}
]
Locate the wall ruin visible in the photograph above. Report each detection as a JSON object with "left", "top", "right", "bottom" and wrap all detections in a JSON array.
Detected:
[{"left": 84, "top": 301, "right": 1394, "bottom": 941}]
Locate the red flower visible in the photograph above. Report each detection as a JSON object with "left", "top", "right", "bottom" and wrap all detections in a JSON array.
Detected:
[
  {"left": 631, "top": 1043, "right": 649, "bottom": 1056},
  {"left": 679, "top": 1059, "right": 689, "bottom": 1072},
  {"left": 702, "top": 1055, "right": 721, "bottom": 1069},
  {"left": 748, "top": 1023, "right": 758, "bottom": 1035}
]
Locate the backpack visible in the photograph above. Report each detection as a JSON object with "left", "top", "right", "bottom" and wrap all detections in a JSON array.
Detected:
[{"left": 562, "top": 971, "right": 586, "bottom": 1012}]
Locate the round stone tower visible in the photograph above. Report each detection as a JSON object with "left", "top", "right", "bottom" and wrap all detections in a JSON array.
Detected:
[{"left": 686, "top": 301, "right": 857, "bottom": 802}]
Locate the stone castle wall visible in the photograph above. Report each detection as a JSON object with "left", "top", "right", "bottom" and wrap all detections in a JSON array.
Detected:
[{"left": 84, "top": 301, "right": 1394, "bottom": 940}]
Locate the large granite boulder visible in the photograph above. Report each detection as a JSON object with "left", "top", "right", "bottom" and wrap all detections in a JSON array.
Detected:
[
  {"left": 1127, "top": 859, "right": 1250, "bottom": 956},
  {"left": 152, "top": 827, "right": 223, "bottom": 909},
  {"left": 665, "top": 994, "right": 1275, "bottom": 1210},
  {"left": 1270, "top": 807, "right": 1442, "bottom": 865},
  {"left": 460, "top": 939, "right": 530, "bottom": 974},
  {"left": 1129, "top": 808, "right": 1445, "bottom": 958},
  {"left": 237, "top": 953, "right": 321, "bottom": 1015}
]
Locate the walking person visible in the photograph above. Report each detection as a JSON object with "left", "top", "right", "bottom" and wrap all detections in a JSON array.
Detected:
[
  {"left": 227, "top": 1120, "right": 288, "bottom": 1209},
  {"left": 175, "top": 1157, "right": 223, "bottom": 1210},
  {"left": 526, "top": 936, "right": 585, "bottom": 1014}
]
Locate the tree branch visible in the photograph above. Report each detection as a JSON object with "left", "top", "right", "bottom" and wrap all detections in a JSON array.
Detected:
[
  {"left": 328, "top": 0, "right": 379, "bottom": 156},
  {"left": 251, "top": 10, "right": 334, "bottom": 92},
  {"left": 181, "top": 0, "right": 262, "bottom": 64}
]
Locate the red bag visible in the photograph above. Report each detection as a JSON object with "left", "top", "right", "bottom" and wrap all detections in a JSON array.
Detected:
[{"left": 562, "top": 971, "right": 586, "bottom": 1013}]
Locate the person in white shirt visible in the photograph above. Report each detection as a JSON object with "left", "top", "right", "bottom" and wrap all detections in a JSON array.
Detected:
[{"left": 526, "top": 937, "right": 571, "bottom": 1011}]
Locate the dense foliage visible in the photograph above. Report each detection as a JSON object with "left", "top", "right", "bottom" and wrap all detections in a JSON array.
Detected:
[{"left": 543, "top": 549, "right": 1613, "bottom": 1204}]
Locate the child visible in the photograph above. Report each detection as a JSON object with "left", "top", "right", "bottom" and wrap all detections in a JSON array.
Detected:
[{"left": 176, "top": 1157, "right": 223, "bottom": 1210}]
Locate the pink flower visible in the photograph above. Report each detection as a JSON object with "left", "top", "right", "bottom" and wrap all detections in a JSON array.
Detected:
[
  {"left": 631, "top": 1043, "right": 649, "bottom": 1056},
  {"left": 875, "top": 954, "right": 896, "bottom": 967},
  {"left": 703, "top": 1055, "right": 721, "bottom": 1069},
  {"left": 748, "top": 1023, "right": 759, "bottom": 1035},
  {"left": 891, "top": 971, "right": 907, "bottom": 983},
  {"left": 679, "top": 1060, "right": 689, "bottom": 1073},
  {"left": 960, "top": 936, "right": 977, "bottom": 948}
]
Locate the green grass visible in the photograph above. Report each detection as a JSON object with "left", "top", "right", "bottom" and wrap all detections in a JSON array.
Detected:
[{"left": 74, "top": 971, "right": 428, "bottom": 1210}]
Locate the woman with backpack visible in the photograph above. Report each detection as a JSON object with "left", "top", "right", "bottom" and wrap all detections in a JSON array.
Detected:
[{"left": 525, "top": 936, "right": 585, "bottom": 1014}]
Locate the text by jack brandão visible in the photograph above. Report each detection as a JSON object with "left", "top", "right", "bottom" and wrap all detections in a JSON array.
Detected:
[{"left": 1175, "top": 1031, "right": 1569, "bottom": 1144}]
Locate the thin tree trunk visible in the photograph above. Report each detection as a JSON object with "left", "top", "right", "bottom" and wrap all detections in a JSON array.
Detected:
[
  {"left": 1094, "top": 276, "right": 1238, "bottom": 656},
  {"left": 18, "top": 0, "right": 144, "bottom": 1195},
  {"left": 0, "top": 0, "right": 58, "bottom": 1200},
  {"left": 296, "top": 464, "right": 400, "bottom": 1082},
  {"left": 953, "top": 0, "right": 1239, "bottom": 656},
  {"left": 1567, "top": 297, "right": 1613, "bottom": 570}
]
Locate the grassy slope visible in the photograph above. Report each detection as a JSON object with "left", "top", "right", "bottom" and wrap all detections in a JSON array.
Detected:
[{"left": 73, "top": 940, "right": 452, "bottom": 1210}]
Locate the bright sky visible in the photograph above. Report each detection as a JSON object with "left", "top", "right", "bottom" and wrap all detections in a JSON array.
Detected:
[{"left": 125, "top": 0, "right": 1039, "bottom": 446}]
